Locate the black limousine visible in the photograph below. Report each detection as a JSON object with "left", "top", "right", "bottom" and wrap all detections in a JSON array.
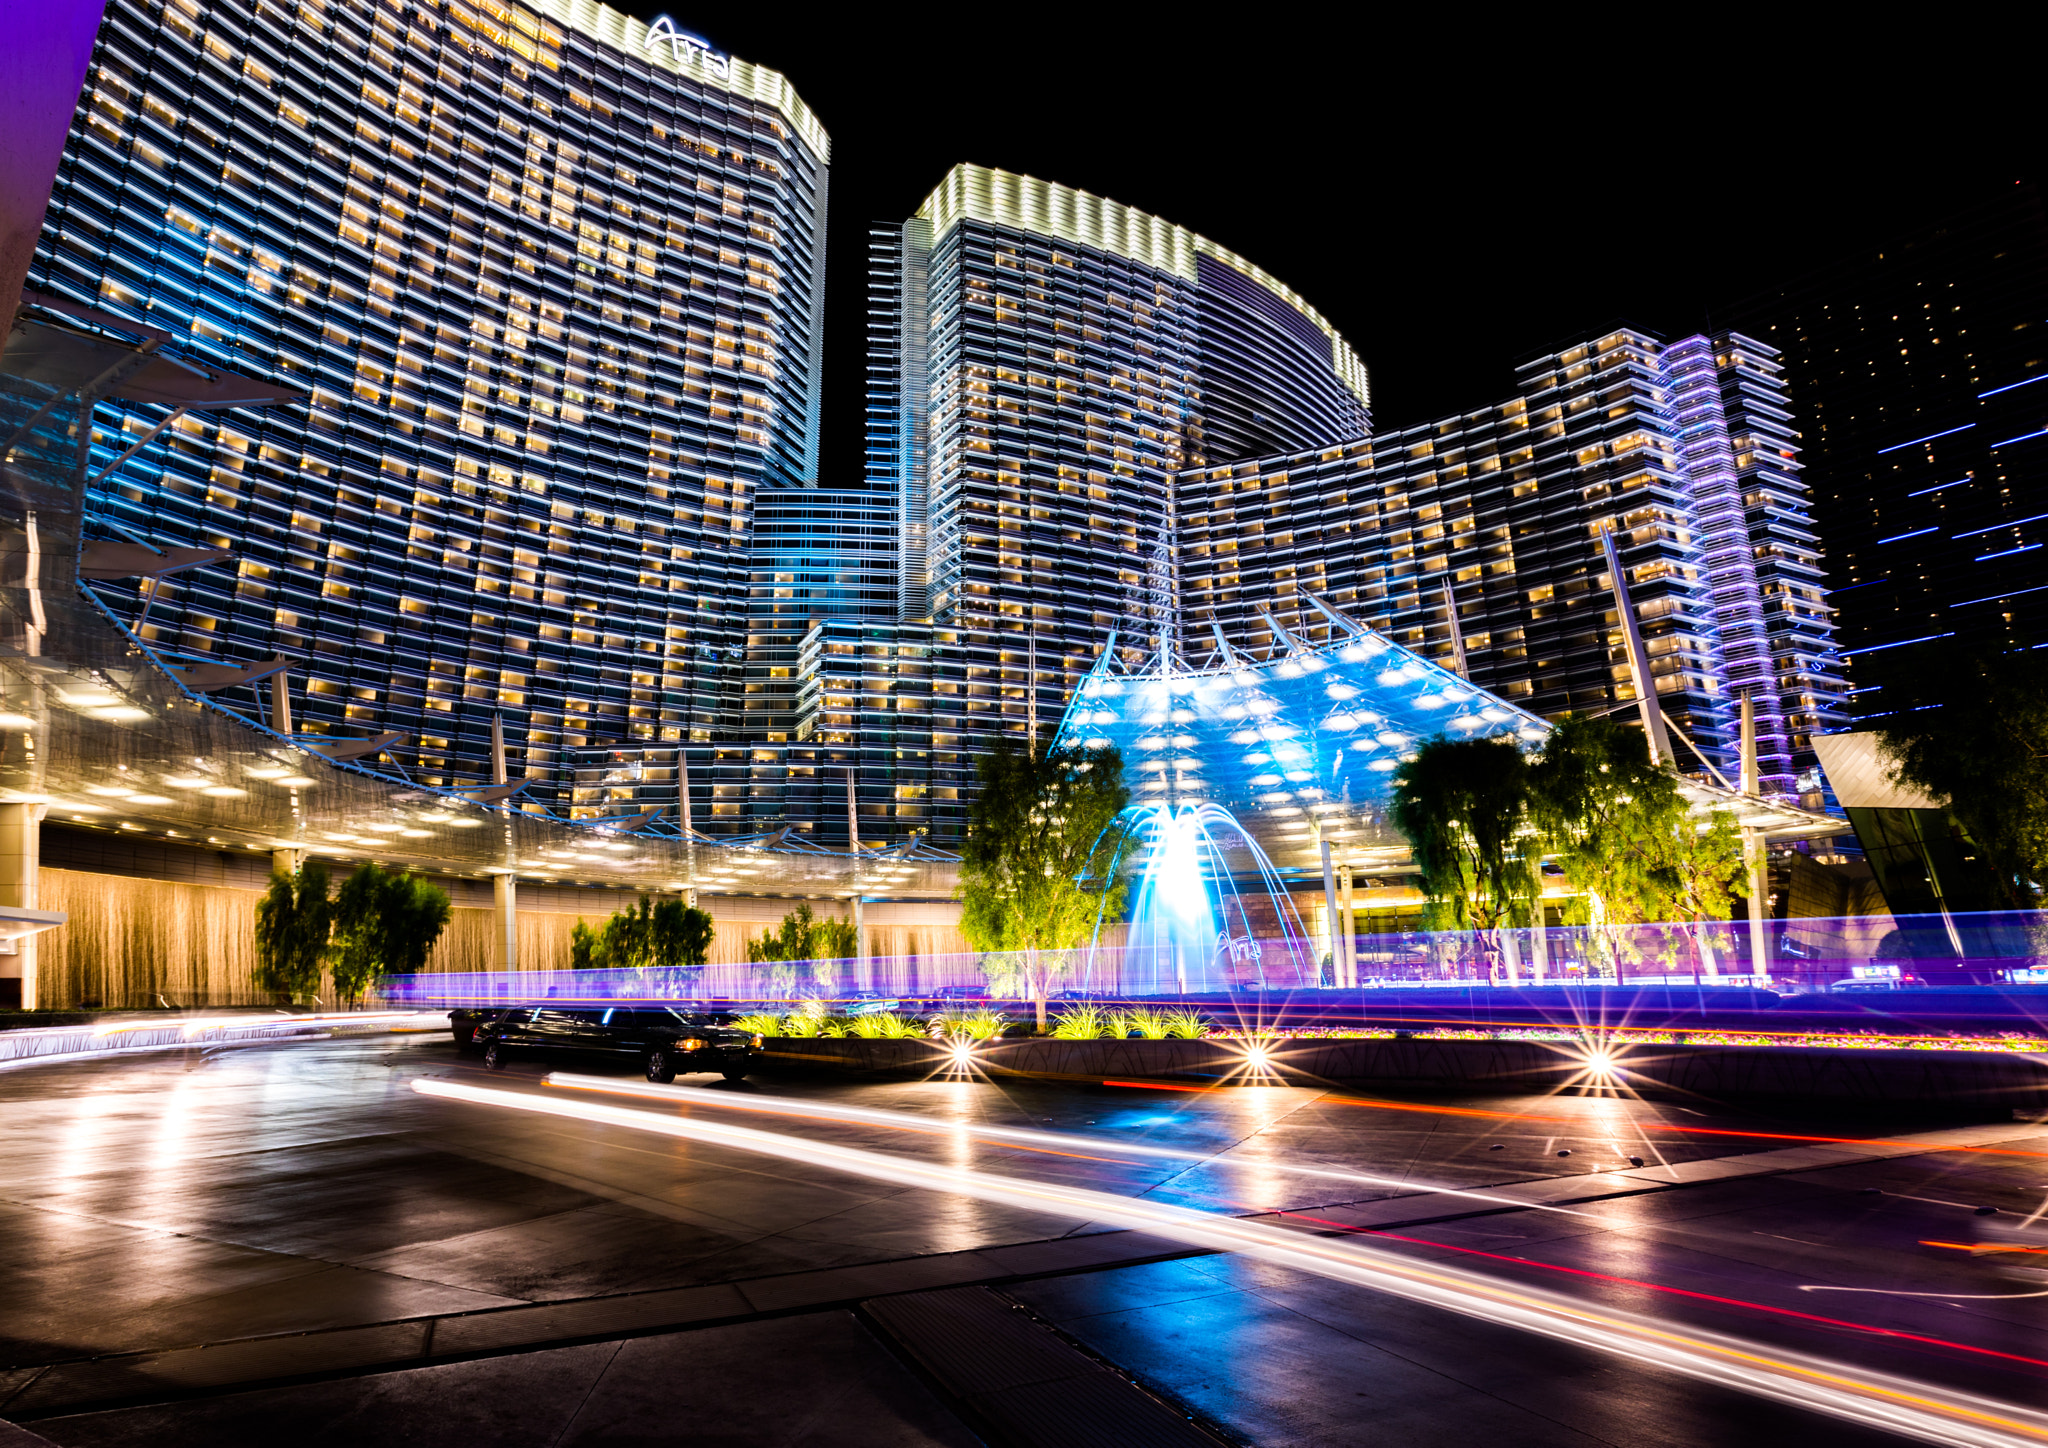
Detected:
[{"left": 455, "top": 1006, "right": 764, "bottom": 1083}]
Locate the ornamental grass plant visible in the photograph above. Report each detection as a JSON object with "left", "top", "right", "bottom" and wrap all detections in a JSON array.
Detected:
[
  {"left": 850, "top": 1011, "right": 923, "bottom": 1039},
  {"left": 1049, "top": 1004, "right": 1111, "bottom": 1038}
]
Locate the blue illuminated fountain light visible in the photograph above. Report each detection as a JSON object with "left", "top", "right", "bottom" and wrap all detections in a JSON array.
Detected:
[{"left": 1055, "top": 596, "right": 1553, "bottom": 992}]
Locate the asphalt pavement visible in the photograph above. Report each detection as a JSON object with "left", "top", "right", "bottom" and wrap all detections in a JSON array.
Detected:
[{"left": 1, "top": 1030, "right": 2043, "bottom": 1446}]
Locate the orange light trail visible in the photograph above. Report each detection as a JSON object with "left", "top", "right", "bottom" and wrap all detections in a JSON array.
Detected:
[{"left": 1316, "top": 1093, "right": 2048, "bottom": 1158}]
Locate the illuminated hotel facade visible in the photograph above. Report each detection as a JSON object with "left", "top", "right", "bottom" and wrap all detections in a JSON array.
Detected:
[
  {"left": 31, "top": 4, "right": 1844, "bottom": 855},
  {"left": 851, "top": 170, "right": 1843, "bottom": 822},
  {"left": 1177, "top": 330, "right": 1849, "bottom": 795},
  {"left": 31, "top": 0, "right": 829, "bottom": 815}
]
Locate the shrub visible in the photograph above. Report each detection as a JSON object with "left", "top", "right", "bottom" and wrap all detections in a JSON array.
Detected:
[
  {"left": 851, "top": 1011, "right": 923, "bottom": 1039},
  {"left": 1118, "top": 1005, "right": 1170, "bottom": 1039},
  {"left": 945, "top": 1006, "right": 1007, "bottom": 1041},
  {"left": 1162, "top": 1009, "right": 1208, "bottom": 1040},
  {"left": 1050, "top": 1004, "right": 1110, "bottom": 1039},
  {"left": 732, "top": 1012, "right": 781, "bottom": 1038}
]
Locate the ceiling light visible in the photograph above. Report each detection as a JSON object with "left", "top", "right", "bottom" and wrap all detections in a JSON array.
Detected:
[
  {"left": 363, "top": 823, "right": 403, "bottom": 833},
  {"left": 163, "top": 776, "right": 209, "bottom": 788},
  {"left": 399, "top": 828, "right": 432, "bottom": 838},
  {"left": 446, "top": 818, "right": 482, "bottom": 828},
  {"left": 245, "top": 767, "right": 288, "bottom": 779},
  {"left": 124, "top": 794, "right": 173, "bottom": 805},
  {"left": 275, "top": 775, "right": 316, "bottom": 787},
  {"left": 61, "top": 691, "right": 117, "bottom": 707},
  {"left": 0, "top": 713, "right": 35, "bottom": 729},
  {"left": 92, "top": 707, "right": 150, "bottom": 722},
  {"left": 84, "top": 785, "right": 132, "bottom": 797},
  {"left": 201, "top": 785, "right": 246, "bottom": 798}
]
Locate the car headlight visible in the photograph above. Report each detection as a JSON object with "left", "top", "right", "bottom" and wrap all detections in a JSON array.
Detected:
[
  {"left": 750, "top": 1034, "right": 764, "bottom": 1049},
  {"left": 680, "top": 1037, "right": 704, "bottom": 1052}
]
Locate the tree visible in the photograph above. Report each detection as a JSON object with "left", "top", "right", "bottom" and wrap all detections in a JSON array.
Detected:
[
  {"left": 571, "top": 897, "right": 714, "bottom": 982},
  {"left": 1526, "top": 715, "right": 1681, "bottom": 974},
  {"left": 1876, "top": 647, "right": 2048, "bottom": 909},
  {"left": 745, "top": 902, "right": 853, "bottom": 994},
  {"left": 253, "top": 858, "right": 331, "bottom": 1001},
  {"left": 1527, "top": 714, "right": 1745, "bottom": 975},
  {"left": 1651, "top": 808, "right": 1749, "bottom": 975},
  {"left": 330, "top": 863, "right": 452, "bottom": 1002},
  {"left": 959, "top": 740, "right": 1134, "bottom": 1028},
  {"left": 652, "top": 898, "right": 715, "bottom": 969},
  {"left": 1388, "top": 736, "right": 1539, "bottom": 977}
]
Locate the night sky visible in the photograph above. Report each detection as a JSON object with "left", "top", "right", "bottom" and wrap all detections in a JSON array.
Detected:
[{"left": 616, "top": 7, "right": 2039, "bottom": 475}]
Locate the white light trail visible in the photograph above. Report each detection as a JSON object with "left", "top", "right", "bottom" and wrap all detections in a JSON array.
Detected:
[
  {"left": 543, "top": 1072, "right": 1625, "bottom": 1221},
  {"left": 414, "top": 1076, "right": 2048, "bottom": 1448}
]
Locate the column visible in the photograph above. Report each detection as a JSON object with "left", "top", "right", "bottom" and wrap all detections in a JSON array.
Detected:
[
  {"left": 853, "top": 893, "right": 866, "bottom": 992},
  {"left": 493, "top": 873, "right": 517, "bottom": 987},
  {"left": 1338, "top": 861, "right": 1358, "bottom": 987},
  {"left": 270, "top": 671, "right": 293, "bottom": 736},
  {"left": 271, "top": 847, "right": 302, "bottom": 879},
  {"left": 1318, "top": 835, "right": 1338, "bottom": 988},
  {"left": 0, "top": 802, "right": 43, "bottom": 1010}
]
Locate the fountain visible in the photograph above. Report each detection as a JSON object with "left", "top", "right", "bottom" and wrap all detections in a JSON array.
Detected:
[{"left": 1088, "top": 801, "right": 1316, "bottom": 996}]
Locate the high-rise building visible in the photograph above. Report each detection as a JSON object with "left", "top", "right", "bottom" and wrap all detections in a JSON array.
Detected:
[
  {"left": 1723, "top": 183, "right": 2048, "bottom": 723},
  {"left": 864, "top": 165, "right": 1371, "bottom": 816},
  {"left": 32, "top": 0, "right": 829, "bottom": 808},
  {"left": 1177, "top": 328, "right": 1847, "bottom": 794},
  {"left": 847, "top": 175, "right": 1847, "bottom": 834}
]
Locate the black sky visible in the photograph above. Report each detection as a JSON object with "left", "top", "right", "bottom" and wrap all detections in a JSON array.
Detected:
[{"left": 615, "top": 6, "right": 2040, "bottom": 476}]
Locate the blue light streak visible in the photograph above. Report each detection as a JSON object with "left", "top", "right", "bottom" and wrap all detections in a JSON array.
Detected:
[
  {"left": 1952, "top": 582, "right": 2048, "bottom": 607},
  {"left": 1840, "top": 632, "right": 1955, "bottom": 658},
  {"left": 1976, "top": 544, "right": 2042, "bottom": 561},
  {"left": 1988, "top": 427, "right": 2048, "bottom": 450},
  {"left": 1876, "top": 424, "right": 1975, "bottom": 454},
  {"left": 1978, "top": 373, "right": 2048, "bottom": 398},
  {"left": 1875, "top": 527, "right": 1939, "bottom": 544},
  {"left": 1906, "top": 478, "right": 1969, "bottom": 497},
  {"left": 1953, "top": 511, "right": 2048, "bottom": 539}
]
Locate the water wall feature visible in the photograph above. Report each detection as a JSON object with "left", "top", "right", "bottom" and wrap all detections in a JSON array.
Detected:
[{"left": 1092, "top": 802, "right": 1317, "bottom": 995}]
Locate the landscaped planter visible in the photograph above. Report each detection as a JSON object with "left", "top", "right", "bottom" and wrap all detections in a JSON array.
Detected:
[{"left": 750, "top": 1034, "right": 2048, "bottom": 1108}]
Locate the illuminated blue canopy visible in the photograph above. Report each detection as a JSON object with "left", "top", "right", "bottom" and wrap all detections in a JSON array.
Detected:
[{"left": 1051, "top": 596, "right": 1552, "bottom": 859}]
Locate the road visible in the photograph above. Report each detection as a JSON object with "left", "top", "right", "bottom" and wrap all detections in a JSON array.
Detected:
[{"left": 2, "top": 1029, "right": 2044, "bottom": 1446}]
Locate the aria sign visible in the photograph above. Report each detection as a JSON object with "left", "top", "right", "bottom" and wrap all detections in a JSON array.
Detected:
[{"left": 645, "top": 16, "right": 731, "bottom": 80}]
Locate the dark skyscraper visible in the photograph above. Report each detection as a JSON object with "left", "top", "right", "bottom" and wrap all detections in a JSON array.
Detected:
[{"left": 1724, "top": 184, "right": 2048, "bottom": 725}]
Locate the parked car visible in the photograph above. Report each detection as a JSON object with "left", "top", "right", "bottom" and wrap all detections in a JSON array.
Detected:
[{"left": 474, "top": 1006, "right": 764, "bottom": 1082}]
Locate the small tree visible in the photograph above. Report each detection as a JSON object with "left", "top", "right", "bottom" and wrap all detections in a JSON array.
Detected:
[
  {"left": 1389, "top": 736, "right": 1539, "bottom": 977},
  {"left": 959, "top": 740, "right": 1133, "bottom": 1028},
  {"left": 747, "top": 902, "right": 840, "bottom": 994},
  {"left": 572, "top": 898, "right": 713, "bottom": 986},
  {"left": 570, "top": 919, "right": 605, "bottom": 972},
  {"left": 253, "top": 858, "right": 332, "bottom": 1001},
  {"left": 1652, "top": 808, "right": 1749, "bottom": 975},
  {"left": 331, "top": 863, "right": 452, "bottom": 1002},
  {"left": 1527, "top": 714, "right": 1688, "bottom": 976},
  {"left": 650, "top": 898, "right": 715, "bottom": 970}
]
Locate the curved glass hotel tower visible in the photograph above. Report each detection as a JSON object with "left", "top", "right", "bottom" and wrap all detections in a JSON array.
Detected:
[
  {"left": 865, "top": 164, "right": 1371, "bottom": 831},
  {"left": 31, "top": 0, "right": 828, "bottom": 808}
]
